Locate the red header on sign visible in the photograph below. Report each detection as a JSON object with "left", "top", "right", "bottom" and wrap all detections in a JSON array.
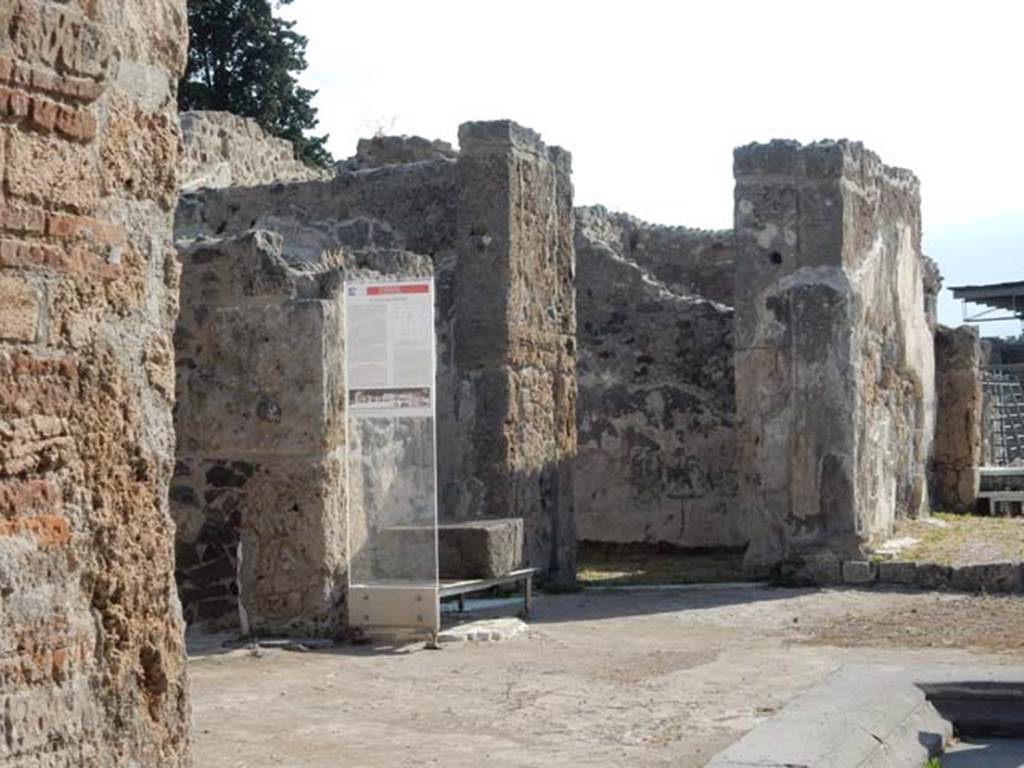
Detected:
[{"left": 366, "top": 284, "right": 430, "bottom": 296}]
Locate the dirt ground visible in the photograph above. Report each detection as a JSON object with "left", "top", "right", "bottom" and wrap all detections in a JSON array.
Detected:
[
  {"left": 893, "top": 512, "right": 1024, "bottom": 565},
  {"left": 188, "top": 586, "right": 1024, "bottom": 767},
  {"left": 577, "top": 542, "right": 745, "bottom": 585}
]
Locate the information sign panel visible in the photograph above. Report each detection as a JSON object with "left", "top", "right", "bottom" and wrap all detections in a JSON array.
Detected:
[{"left": 344, "top": 278, "right": 439, "bottom": 635}]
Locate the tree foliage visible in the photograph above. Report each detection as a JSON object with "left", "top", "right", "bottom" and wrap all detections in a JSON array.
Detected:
[{"left": 179, "top": 0, "right": 333, "bottom": 167}]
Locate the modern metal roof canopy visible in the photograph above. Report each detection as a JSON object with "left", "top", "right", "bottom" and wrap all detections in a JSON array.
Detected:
[{"left": 949, "top": 280, "right": 1024, "bottom": 323}]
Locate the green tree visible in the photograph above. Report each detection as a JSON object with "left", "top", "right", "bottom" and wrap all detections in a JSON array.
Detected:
[{"left": 179, "top": 0, "right": 333, "bottom": 167}]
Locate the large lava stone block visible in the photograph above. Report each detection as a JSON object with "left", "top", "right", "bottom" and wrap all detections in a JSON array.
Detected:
[
  {"left": 373, "top": 518, "right": 525, "bottom": 581},
  {"left": 438, "top": 518, "right": 524, "bottom": 579}
]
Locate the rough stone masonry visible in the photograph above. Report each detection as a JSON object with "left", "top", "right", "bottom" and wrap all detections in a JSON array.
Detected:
[
  {"left": 179, "top": 110, "right": 331, "bottom": 192},
  {"left": 176, "top": 121, "right": 957, "bottom": 611},
  {"left": 0, "top": 1, "right": 190, "bottom": 766},
  {"left": 174, "top": 120, "right": 577, "bottom": 633}
]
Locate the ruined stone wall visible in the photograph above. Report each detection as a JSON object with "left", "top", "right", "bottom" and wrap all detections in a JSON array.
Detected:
[
  {"left": 173, "top": 232, "right": 430, "bottom": 635},
  {"left": 341, "top": 134, "right": 457, "bottom": 171},
  {"left": 176, "top": 120, "right": 577, "bottom": 585},
  {"left": 0, "top": 1, "right": 189, "bottom": 765},
  {"left": 173, "top": 231, "right": 346, "bottom": 635},
  {"left": 176, "top": 156, "right": 459, "bottom": 263},
  {"left": 576, "top": 206, "right": 735, "bottom": 305},
  {"left": 734, "top": 140, "right": 935, "bottom": 577},
  {"left": 179, "top": 110, "right": 331, "bottom": 192},
  {"left": 574, "top": 207, "right": 743, "bottom": 547},
  {"left": 443, "top": 121, "right": 577, "bottom": 582},
  {"left": 932, "top": 325, "right": 982, "bottom": 512}
]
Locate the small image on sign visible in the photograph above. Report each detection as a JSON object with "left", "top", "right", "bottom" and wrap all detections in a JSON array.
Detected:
[{"left": 349, "top": 387, "right": 431, "bottom": 417}]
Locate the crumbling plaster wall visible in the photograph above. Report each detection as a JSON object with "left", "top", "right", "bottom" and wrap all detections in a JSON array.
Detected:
[
  {"left": 1, "top": 1, "right": 190, "bottom": 765},
  {"left": 179, "top": 110, "right": 331, "bottom": 192},
  {"left": 734, "top": 140, "right": 936, "bottom": 577},
  {"left": 932, "top": 325, "right": 982, "bottom": 512},
  {"left": 574, "top": 206, "right": 743, "bottom": 548},
  {"left": 175, "top": 120, "right": 577, "bottom": 588}
]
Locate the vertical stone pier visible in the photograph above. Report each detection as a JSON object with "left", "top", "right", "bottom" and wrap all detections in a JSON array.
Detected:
[
  {"left": 933, "top": 325, "right": 982, "bottom": 512},
  {"left": 734, "top": 140, "right": 935, "bottom": 577},
  {"left": 0, "top": 0, "right": 190, "bottom": 764},
  {"left": 447, "top": 121, "right": 577, "bottom": 584}
]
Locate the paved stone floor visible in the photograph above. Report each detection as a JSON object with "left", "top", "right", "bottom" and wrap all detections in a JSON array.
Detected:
[{"left": 188, "top": 586, "right": 1024, "bottom": 767}]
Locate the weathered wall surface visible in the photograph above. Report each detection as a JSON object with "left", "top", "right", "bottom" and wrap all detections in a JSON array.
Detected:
[
  {"left": 575, "top": 206, "right": 735, "bottom": 305},
  {"left": 574, "top": 207, "right": 743, "bottom": 547},
  {"left": 179, "top": 110, "right": 330, "bottom": 192},
  {"left": 173, "top": 231, "right": 431, "bottom": 635},
  {"left": 341, "top": 134, "right": 457, "bottom": 171},
  {"left": 173, "top": 231, "right": 345, "bottom": 635},
  {"left": 176, "top": 158, "right": 458, "bottom": 263},
  {"left": 0, "top": 1, "right": 190, "bottom": 765},
  {"left": 176, "top": 120, "right": 578, "bottom": 586},
  {"left": 734, "top": 140, "right": 935, "bottom": 577},
  {"left": 442, "top": 121, "right": 577, "bottom": 583},
  {"left": 932, "top": 325, "right": 982, "bottom": 512}
]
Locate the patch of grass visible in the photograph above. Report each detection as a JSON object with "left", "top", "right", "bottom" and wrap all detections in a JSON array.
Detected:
[
  {"left": 894, "top": 513, "right": 1024, "bottom": 566},
  {"left": 577, "top": 542, "right": 746, "bottom": 586},
  {"left": 923, "top": 757, "right": 941, "bottom": 768}
]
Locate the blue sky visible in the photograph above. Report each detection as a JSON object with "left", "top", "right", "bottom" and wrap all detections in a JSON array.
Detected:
[
  {"left": 282, "top": 0, "right": 1022, "bottom": 336},
  {"left": 929, "top": 215, "right": 1023, "bottom": 337}
]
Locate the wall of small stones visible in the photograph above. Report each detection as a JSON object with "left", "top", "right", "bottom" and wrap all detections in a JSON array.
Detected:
[
  {"left": 574, "top": 207, "right": 744, "bottom": 548},
  {"left": 179, "top": 110, "right": 331, "bottom": 192},
  {"left": 0, "top": 0, "right": 190, "bottom": 764},
  {"left": 734, "top": 140, "right": 936, "bottom": 577}
]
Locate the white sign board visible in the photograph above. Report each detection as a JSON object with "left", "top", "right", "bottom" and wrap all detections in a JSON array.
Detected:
[{"left": 345, "top": 279, "right": 434, "bottom": 418}]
